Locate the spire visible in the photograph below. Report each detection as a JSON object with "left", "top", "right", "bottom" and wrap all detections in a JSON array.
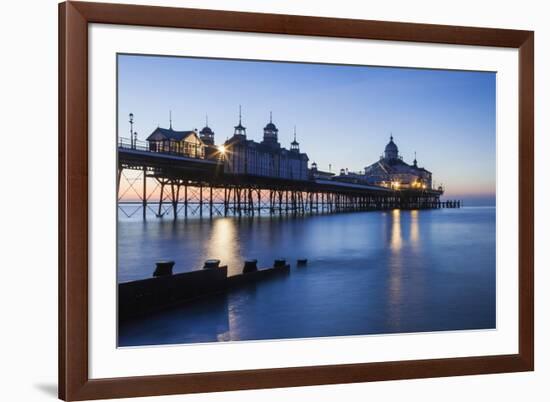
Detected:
[
  {"left": 270, "top": 111, "right": 273, "bottom": 123},
  {"left": 413, "top": 151, "right": 418, "bottom": 167},
  {"left": 234, "top": 104, "right": 246, "bottom": 136},
  {"left": 291, "top": 125, "right": 299, "bottom": 151},
  {"left": 169, "top": 110, "right": 172, "bottom": 130},
  {"left": 205, "top": 113, "right": 209, "bottom": 127},
  {"left": 390, "top": 133, "right": 393, "bottom": 141}
]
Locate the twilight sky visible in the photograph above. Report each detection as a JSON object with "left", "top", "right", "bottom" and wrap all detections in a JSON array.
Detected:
[{"left": 118, "top": 54, "right": 496, "bottom": 205}]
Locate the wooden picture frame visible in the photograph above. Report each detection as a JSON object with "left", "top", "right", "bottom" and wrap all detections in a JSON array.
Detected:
[{"left": 59, "top": 1, "right": 534, "bottom": 400}]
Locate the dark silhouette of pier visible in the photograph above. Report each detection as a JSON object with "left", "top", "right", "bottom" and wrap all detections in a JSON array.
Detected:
[{"left": 117, "top": 141, "right": 460, "bottom": 219}]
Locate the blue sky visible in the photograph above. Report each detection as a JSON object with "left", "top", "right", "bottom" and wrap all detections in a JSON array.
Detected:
[{"left": 118, "top": 54, "right": 496, "bottom": 205}]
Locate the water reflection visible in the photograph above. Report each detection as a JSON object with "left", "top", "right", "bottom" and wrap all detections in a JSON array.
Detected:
[
  {"left": 224, "top": 286, "right": 260, "bottom": 341},
  {"left": 387, "top": 209, "right": 403, "bottom": 329},
  {"left": 410, "top": 209, "right": 420, "bottom": 249},
  {"left": 118, "top": 208, "right": 497, "bottom": 346},
  {"left": 390, "top": 209, "right": 402, "bottom": 252},
  {"left": 205, "top": 218, "right": 241, "bottom": 276}
]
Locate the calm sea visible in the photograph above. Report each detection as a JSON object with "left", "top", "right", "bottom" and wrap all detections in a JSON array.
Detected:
[{"left": 118, "top": 206, "right": 496, "bottom": 346}]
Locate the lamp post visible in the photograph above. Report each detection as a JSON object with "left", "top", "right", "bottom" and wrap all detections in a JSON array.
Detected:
[{"left": 129, "top": 113, "right": 134, "bottom": 149}]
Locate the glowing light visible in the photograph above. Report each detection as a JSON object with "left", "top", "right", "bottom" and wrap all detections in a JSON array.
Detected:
[
  {"left": 218, "top": 145, "right": 226, "bottom": 155},
  {"left": 392, "top": 181, "right": 401, "bottom": 189}
]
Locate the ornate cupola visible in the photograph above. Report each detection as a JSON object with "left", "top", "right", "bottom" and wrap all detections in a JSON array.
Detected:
[
  {"left": 290, "top": 126, "right": 300, "bottom": 152},
  {"left": 413, "top": 151, "right": 418, "bottom": 168},
  {"left": 199, "top": 114, "right": 215, "bottom": 145},
  {"left": 262, "top": 111, "right": 279, "bottom": 145},
  {"left": 384, "top": 134, "right": 399, "bottom": 160},
  {"left": 233, "top": 105, "right": 246, "bottom": 138}
]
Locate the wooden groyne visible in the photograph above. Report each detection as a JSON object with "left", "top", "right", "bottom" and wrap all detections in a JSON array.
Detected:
[{"left": 119, "top": 259, "right": 291, "bottom": 321}]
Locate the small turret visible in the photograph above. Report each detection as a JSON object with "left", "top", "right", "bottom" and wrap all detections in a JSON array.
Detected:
[
  {"left": 199, "top": 114, "right": 215, "bottom": 145},
  {"left": 234, "top": 105, "right": 246, "bottom": 137},
  {"left": 262, "top": 111, "right": 279, "bottom": 146}
]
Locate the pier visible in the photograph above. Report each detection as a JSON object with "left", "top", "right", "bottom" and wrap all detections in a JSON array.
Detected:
[{"left": 117, "top": 138, "right": 460, "bottom": 219}]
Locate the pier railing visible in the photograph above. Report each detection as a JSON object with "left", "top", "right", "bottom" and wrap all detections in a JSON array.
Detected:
[{"left": 118, "top": 137, "right": 150, "bottom": 152}]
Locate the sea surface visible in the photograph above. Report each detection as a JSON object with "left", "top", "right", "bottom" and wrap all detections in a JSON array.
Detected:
[{"left": 118, "top": 206, "right": 496, "bottom": 346}]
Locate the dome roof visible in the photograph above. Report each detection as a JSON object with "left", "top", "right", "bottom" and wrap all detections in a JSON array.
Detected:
[
  {"left": 200, "top": 126, "right": 213, "bottom": 135},
  {"left": 385, "top": 136, "right": 398, "bottom": 152},
  {"left": 264, "top": 112, "right": 278, "bottom": 132},
  {"left": 264, "top": 122, "right": 278, "bottom": 132},
  {"left": 383, "top": 135, "right": 400, "bottom": 160}
]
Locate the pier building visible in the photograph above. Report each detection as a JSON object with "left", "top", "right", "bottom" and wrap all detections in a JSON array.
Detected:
[
  {"left": 120, "top": 113, "right": 456, "bottom": 220},
  {"left": 223, "top": 110, "right": 309, "bottom": 180},
  {"left": 335, "top": 136, "right": 435, "bottom": 190},
  {"left": 146, "top": 126, "right": 206, "bottom": 159}
]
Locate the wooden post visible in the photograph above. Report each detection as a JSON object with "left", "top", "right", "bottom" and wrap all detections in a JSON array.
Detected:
[
  {"left": 117, "top": 168, "right": 122, "bottom": 201},
  {"left": 285, "top": 191, "right": 289, "bottom": 214},
  {"left": 199, "top": 185, "right": 203, "bottom": 217},
  {"left": 224, "top": 187, "right": 228, "bottom": 216},
  {"left": 157, "top": 182, "right": 164, "bottom": 217},
  {"left": 257, "top": 189, "right": 261, "bottom": 216},
  {"left": 233, "top": 187, "right": 237, "bottom": 214},
  {"left": 316, "top": 192, "right": 319, "bottom": 213},
  {"left": 170, "top": 181, "right": 178, "bottom": 219},
  {"left": 142, "top": 167, "right": 146, "bottom": 220},
  {"left": 248, "top": 187, "right": 253, "bottom": 216},
  {"left": 184, "top": 184, "right": 188, "bottom": 217},
  {"left": 237, "top": 188, "right": 242, "bottom": 216},
  {"left": 209, "top": 186, "right": 213, "bottom": 218}
]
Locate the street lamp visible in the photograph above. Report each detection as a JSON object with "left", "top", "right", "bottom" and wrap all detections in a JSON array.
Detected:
[{"left": 129, "top": 113, "right": 134, "bottom": 148}]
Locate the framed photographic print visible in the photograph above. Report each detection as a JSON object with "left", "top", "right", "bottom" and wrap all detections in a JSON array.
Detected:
[{"left": 59, "top": 1, "right": 534, "bottom": 400}]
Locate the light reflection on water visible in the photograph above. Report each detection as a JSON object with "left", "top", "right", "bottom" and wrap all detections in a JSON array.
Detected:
[
  {"left": 388, "top": 209, "right": 403, "bottom": 328},
  {"left": 118, "top": 207, "right": 496, "bottom": 346}
]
